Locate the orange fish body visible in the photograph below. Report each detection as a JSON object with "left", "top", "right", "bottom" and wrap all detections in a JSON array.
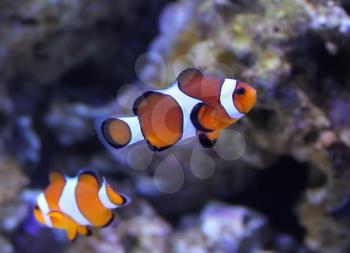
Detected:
[
  {"left": 33, "top": 171, "right": 130, "bottom": 241},
  {"left": 97, "top": 68, "right": 257, "bottom": 151}
]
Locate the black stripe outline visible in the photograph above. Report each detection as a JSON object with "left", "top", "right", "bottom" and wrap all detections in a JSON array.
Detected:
[
  {"left": 190, "top": 103, "right": 214, "bottom": 133},
  {"left": 134, "top": 91, "right": 183, "bottom": 152},
  {"left": 101, "top": 118, "right": 132, "bottom": 149}
]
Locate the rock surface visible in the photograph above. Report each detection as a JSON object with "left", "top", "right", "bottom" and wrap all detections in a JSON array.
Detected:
[
  {"left": 137, "top": 0, "right": 350, "bottom": 252},
  {"left": 0, "top": 0, "right": 350, "bottom": 253}
]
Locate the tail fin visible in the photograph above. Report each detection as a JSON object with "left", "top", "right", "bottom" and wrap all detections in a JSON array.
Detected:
[
  {"left": 95, "top": 116, "right": 144, "bottom": 152},
  {"left": 98, "top": 177, "right": 131, "bottom": 209}
]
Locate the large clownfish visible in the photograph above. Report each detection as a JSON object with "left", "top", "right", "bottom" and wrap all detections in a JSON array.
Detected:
[
  {"left": 33, "top": 171, "right": 130, "bottom": 241},
  {"left": 97, "top": 68, "right": 257, "bottom": 152}
]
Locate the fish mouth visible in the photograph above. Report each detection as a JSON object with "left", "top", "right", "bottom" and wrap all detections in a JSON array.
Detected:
[{"left": 235, "top": 86, "right": 257, "bottom": 114}]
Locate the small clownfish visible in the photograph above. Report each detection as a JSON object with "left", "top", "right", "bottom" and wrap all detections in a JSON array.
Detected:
[
  {"left": 33, "top": 170, "right": 131, "bottom": 241},
  {"left": 97, "top": 68, "right": 257, "bottom": 152}
]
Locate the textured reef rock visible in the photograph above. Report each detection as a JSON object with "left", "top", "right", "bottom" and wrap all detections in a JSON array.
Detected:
[
  {"left": 65, "top": 201, "right": 272, "bottom": 253},
  {"left": 68, "top": 200, "right": 173, "bottom": 253},
  {"left": 173, "top": 203, "right": 269, "bottom": 253},
  {"left": 1, "top": 0, "right": 350, "bottom": 253},
  {"left": 135, "top": 0, "right": 350, "bottom": 252},
  {"left": 0, "top": 157, "right": 29, "bottom": 252},
  {"left": 0, "top": 236, "right": 14, "bottom": 253}
]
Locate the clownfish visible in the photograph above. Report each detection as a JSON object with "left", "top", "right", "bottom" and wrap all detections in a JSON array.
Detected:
[
  {"left": 33, "top": 170, "right": 130, "bottom": 241},
  {"left": 97, "top": 68, "right": 257, "bottom": 152}
]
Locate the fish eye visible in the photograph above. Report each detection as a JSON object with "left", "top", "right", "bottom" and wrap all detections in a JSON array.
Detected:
[
  {"left": 34, "top": 204, "right": 40, "bottom": 210},
  {"left": 235, "top": 87, "right": 246, "bottom": 96}
]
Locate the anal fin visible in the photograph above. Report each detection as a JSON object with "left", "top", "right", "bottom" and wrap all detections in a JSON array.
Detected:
[
  {"left": 146, "top": 140, "right": 173, "bottom": 152},
  {"left": 78, "top": 225, "right": 92, "bottom": 237},
  {"left": 65, "top": 219, "right": 79, "bottom": 242},
  {"left": 66, "top": 227, "right": 78, "bottom": 242}
]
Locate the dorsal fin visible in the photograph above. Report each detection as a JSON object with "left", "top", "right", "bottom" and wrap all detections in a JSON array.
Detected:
[
  {"left": 132, "top": 91, "right": 154, "bottom": 116},
  {"left": 49, "top": 171, "right": 65, "bottom": 184},
  {"left": 177, "top": 68, "right": 203, "bottom": 87},
  {"left": 177, "top": 68, "right": 224, "bottom": 106},
  {"left": 78, "top": 170, "right": 100, "bottom": 187}
]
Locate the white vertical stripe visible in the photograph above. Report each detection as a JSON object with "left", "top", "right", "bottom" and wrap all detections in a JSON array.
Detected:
[
  {"left": 58, "top": 177, "right": 91, "bottom": 226},
  {"left": 158, "top": 82, "right": 200, "bottom": 141},
  {"left": 220, "top": 79, "right": 245, "bottom": 119},
  {"left": 37, "top": 193, "right": 52, "bottom": 227},
  {"left": 98, "top": 179, "right": 118, "bottom": 209},
  {"left": 96, "top": 115, "right": 144, "bottom": 151},
  {"left": 118, "top": 117, "right": 143, "bottom": 145}
]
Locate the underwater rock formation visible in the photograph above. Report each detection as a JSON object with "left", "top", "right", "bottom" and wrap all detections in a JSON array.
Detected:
[
  {"left": 134, "top": 0, "right": 350, "bottom": 252},
  {"left": 0, "top": 236, "right": 14, "bottom": 253},
  {"left": 64, "top": 201, "right": 271, "bottom": 253},
  {"left": 177, "top": 203, "right": 269, "bottom": 253},
  {"left": 64, "top": 200, "right": 171, "bottom": 253},
  {"left": 1, "top": 0, "right": 350, "bottom": 252},
  {"left": 0, "top": 157, "right": 29, "bottom": 252}
]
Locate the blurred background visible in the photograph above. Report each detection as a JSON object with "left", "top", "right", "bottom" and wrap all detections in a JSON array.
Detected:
[{"left": 1, "top": 0, "right": 350, "bottom": 252}]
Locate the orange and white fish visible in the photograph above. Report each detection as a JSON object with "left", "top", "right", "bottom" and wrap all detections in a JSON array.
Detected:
[
  {"left": 97, "top": 68, "right": 257, "bottom": 152},
  {"left": 33, "top": 170, "right": 130, "bottom": 241}
]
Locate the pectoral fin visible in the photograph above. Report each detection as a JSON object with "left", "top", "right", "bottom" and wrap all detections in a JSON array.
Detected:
[
  {"left": 48, "top": 210, "right": 80, "bottom": 241},
  {"left": 190, "top": 103, "right": 214, "bottom": 132},
  {"left": 48, "top": 210, "right": 67, "bottom": 229}
]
